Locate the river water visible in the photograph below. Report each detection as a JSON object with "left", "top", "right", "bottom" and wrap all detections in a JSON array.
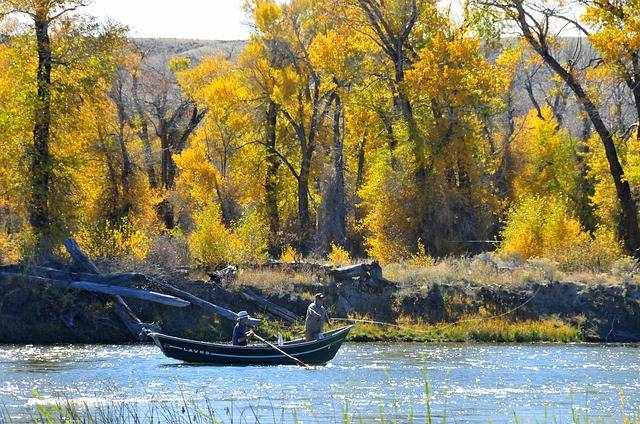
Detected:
[{"left": 0, "top": 343, "right": 638, "bottom": 423}]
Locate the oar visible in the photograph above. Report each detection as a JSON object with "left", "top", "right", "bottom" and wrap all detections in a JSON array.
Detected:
[{"left": 248, "top": 331, "right": 312, "bottom": 369}]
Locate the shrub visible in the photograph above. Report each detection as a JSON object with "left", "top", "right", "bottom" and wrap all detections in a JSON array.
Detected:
[
  {"left": 500, "top": 195, "right": 624, "bottom": 271},
  {"left": 0, "top": 229, "right": 21, "bottom": 264},
  {"left": 230, "top": 208, "right": 269, "bottom": 264},
  {"left": 409, "top": 241, "right": 435, "bottom": 267},
  {"left": 279, "top": 245, "right": 298, "bottom": 263},
  {"left": 359, "top": 148, "right": 420, "bottom": 263},
  {"left": 501, "top": 195, "right": 589, "bottom": 259},
  {"left": 74, "top": 219, "right": 152, "bottom": 261},
  {"left": 188, "top": 203, "right": 235, "bottom": 266},
  {"left": 327, "top": 242, "right": 351, "bottom": 266}
]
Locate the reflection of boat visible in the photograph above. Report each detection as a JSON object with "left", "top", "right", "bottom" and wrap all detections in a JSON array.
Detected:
[{"left": 149, "top": 326, "right": 352, "bottom": 366}]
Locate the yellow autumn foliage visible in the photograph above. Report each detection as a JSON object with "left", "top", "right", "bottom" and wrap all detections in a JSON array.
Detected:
[
  {"left": 359, "top": 148, "right": 420, "bottom": 263},
  {"left": 188, "top": 204, "right": 269, "bottom": 266},
  {"left": 279, "top": 245, "right": 298, "bottom": 263},
  {"left": 510, "top": 107, "right": 579, "bottom": 202},
  {"left": 327, "top": 243, "right": 351, "bottom": 266},
  {"left": 500, "top": 196, "right": 622, "bottom": 270}
]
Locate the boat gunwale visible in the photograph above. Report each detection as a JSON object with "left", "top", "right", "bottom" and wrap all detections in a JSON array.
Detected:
[{"left": 148, "top": 325, "right": 353, "bottom": 351}]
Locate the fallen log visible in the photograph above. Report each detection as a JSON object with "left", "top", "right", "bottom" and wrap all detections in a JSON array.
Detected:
[
  {"left": 63, "top": 238, "right": 159, "bottom": 338},
  {"left": 150, "top": 278, "right": 260, "bottom": 325},
  {"left": 329, "top": 262, "right": 383, "bottom": 281},
  {"left": 20, "top": 266, "right": 147, "bottom": 287},
  {"left": 64, "top": 238, "right": 261, "bottom": 326},
  {"left": 239, "top": 288, "right": 299, "bottom": 323},
  {"left": 64, "top": 239, "right": 101, "bottom": 274},
  {"left": 0, "top": 272, "right": 189, "bottom": 307}
]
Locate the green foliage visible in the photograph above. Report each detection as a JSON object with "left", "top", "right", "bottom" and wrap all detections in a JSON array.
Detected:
[{"left": 336, "top": 316, "right": 581, "bottom": 343}]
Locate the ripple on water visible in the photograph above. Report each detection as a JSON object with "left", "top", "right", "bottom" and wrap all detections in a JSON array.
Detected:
[{"left": 0, "top": 342, "right": 638, "bottom": 423}]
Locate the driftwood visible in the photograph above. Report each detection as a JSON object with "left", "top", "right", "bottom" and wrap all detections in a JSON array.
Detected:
[
  {"left": 21, "top": 266, "right": 147, "bottom": 287},
  {"left": 63, "top": 238, "right": 161, "bottom": 338},
  {"left": 329, "top": 262, "right": 383, "bottom": 281},
  {"left": 60, "top": 240, "right": 258, "bottom": 325},
  {"left": 239, "top": 288, "right": 299, "bottom": 323},
  {"left": 64, "top": 239, "right": 101, "bottom": 274},
  {"left": 152, "top": 278, "right": 260, "bottom": 325},
  {"left": 208, "top": 265, "right": 238, "bottom": 283},
  {"left": 0, "top": 272, "right": 189, "bottom": 307}
]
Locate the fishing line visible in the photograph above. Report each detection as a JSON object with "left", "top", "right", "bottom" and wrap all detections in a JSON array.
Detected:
[{"left": 332, "top": 284, "right": 543, "bottom": 331}]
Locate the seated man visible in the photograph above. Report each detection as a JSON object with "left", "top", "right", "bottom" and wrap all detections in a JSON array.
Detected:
[
  {"left": 232, "top": 310, "right": 251, "bottom": 346},
  {"left": 305, "top": 293, "right": 329, "bottom": 341}
]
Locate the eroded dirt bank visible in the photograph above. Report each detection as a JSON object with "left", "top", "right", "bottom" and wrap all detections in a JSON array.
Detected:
[{"left": 1, "top": 259, "right": 639, "bottom": 344}]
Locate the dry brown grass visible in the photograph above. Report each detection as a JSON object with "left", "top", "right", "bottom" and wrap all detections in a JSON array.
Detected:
[
  {"left": 234, "top": 268, "right": 322, "bottom": 295},
  {"left": 384, "top": 253, "right": 640, "bottom": 288}
]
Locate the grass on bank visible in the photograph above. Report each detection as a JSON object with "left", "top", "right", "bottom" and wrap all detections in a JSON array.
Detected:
[
  {"left": 256, "top": 315, "right": 581, "bottom": 343},
  {"left": 384, "top": 254, "right": 640, "bottom": 289}
]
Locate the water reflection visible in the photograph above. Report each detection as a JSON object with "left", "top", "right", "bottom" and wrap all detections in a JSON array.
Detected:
[{"left": 0, "top": 343, "right": 638, "bottom": 423}]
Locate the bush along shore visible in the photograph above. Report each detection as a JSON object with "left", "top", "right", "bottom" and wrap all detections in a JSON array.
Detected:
[{"left": 1, "top": 249, "right": 639, "bottom": 344}]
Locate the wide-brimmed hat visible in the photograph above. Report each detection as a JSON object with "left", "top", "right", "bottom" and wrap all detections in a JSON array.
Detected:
[{"left": 237, "top": 310, "right": 249, "bottom": 321}]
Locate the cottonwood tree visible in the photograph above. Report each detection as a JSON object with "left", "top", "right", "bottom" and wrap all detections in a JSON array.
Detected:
[
  {"left": 0, "top": 0, "right": 86, "bottom": 256},
  {"left": 476, "top": 0, "right": 640, "bottom": 257},
  {"left": 130, "top": 53, "right": 206, "bottom": 229},
  {"left": 249, "top": 0, "right": 339, "bottom": 254},
  {"left": 0, "top": 0, "right": 126, "bottom": 257}
]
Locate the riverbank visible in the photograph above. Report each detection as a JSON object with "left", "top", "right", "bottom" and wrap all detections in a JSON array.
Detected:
[
  {"left": 0, "top": 253, "right": 638, "bottom": 344},
  {"left": 258, "top": 316, "right": 581, "bottom": 343}
]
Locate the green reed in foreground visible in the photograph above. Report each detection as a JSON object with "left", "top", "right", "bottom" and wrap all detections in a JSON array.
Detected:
[{"left": 2, "top": 387, "right": 637, "bottom": 424}]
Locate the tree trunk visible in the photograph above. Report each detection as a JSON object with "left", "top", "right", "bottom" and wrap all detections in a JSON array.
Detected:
[
  {"left": 158, "top": 129, "right": 175, "bottom": 229},
  {"left": 100, "top": 140, "right": 120, "bottom": 220},
  {"left": 264, "top": 100, "right": 281, "bottom": 257},
  {"left": 316, "top": 94, "right": 348, "bottom": 253},
  {"left": 297, "top": 157, "right": 312, "bottom": 255},
  {"left": 132, "top": 76, "right": 157, "bottom": 189},
  {"left": 575, "top": 115, "right": 596, "bottom": 233},
  {"left": 29, "top": 15, "right": 54, "bottom": 257},
  {"left": 394, "top": 63, "right": 427, "bottom": 187}
]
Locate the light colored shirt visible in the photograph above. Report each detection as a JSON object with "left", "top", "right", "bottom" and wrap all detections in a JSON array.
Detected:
[{"left": 305, "top": 302, "right": 327, "bottom": 340}]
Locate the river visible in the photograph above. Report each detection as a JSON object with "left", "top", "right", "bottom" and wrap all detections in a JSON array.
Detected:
[{"left": 0, "top": 343, "right": 638, "bottom": 423}]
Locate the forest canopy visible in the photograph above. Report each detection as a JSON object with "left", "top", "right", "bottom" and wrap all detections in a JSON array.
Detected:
[{"left": 1, "top": 0, "right": 639, "bottom": 270}]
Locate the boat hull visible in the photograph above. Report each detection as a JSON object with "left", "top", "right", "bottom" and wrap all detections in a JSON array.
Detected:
[{"left": 149, "top": 326, "right": 352, "bottom": 366}]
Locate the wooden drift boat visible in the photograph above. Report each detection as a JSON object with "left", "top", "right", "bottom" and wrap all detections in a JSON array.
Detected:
[{"left": 149, "top": 326, "right": 353, "bottom": 366}]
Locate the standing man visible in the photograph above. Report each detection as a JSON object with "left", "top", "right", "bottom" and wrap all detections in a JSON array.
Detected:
[
  {"left": 305, "top": 293, "right": 329, "bottom": 341},
  {"left": 232, "top": 311, "right": 250, "bottom": 346}
]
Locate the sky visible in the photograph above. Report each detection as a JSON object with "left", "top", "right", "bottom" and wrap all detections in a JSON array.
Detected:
[{"left": 85, "top": 1, "right": 250, "bottom": 40}]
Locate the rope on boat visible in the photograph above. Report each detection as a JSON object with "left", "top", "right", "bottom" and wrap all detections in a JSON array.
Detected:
[
  {"left": 332, "top": 284, "right": 544, "bottom": 330},
  {"left": 249, "top": 331, "right": 312, "bottom": 369}
]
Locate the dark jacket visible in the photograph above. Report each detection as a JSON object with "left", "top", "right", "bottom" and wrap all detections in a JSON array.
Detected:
[{"left": 232, "top": 322, "right": 248, "bottom": 346}]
